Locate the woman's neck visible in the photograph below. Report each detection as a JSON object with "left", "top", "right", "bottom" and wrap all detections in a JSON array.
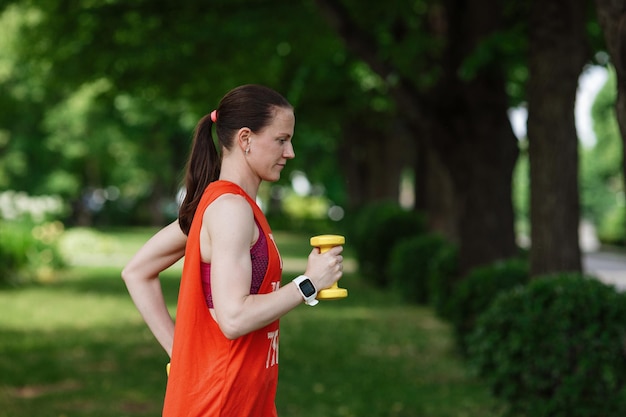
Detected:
[{"left": 218, "top": 167, "right": 260, "bottom": 200}]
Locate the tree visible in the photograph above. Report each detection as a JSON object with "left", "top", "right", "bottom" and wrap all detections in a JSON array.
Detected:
[
  {"left": 1, "top": 0, "right": 611, "bottom": 281},
  {"left": 313, "top": 0, "right": 520, "bottom": 272},
  {"left": 526, "top": 0, "right": 589, "bottom": 276},
  {"left": 0, "top": 0, "right": 353, "bottom": 224}
]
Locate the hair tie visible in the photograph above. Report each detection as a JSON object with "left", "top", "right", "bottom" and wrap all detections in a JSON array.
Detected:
[{"left": 210, "top": 110, "right": 217, "bottom": 123}]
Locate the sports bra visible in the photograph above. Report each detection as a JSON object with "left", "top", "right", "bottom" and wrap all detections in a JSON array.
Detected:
[{"left": 200, "top": 221, "right": 269, "bottom": 308}]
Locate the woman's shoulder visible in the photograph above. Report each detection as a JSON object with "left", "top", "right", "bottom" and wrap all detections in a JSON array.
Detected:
[
  {"left": 207, "top": 180, "right": 246, "bottom": 195},
  {"left": 205, "top": 192, "right": 253, "bottom": 221},
  {"left": 197, "top": 181, "right": 248, "bottom": 209},
  {"left": 202, "top": 193, "right": 256, "bottom": 244}
]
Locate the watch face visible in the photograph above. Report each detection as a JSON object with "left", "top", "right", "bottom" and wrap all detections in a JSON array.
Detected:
[{"left": 299, "top": 279, "right": 316, "bottom": 297}]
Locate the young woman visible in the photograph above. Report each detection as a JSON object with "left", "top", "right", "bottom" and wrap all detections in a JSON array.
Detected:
[{"left": 122, "top": 84, "right": 344, "bottom": 416}]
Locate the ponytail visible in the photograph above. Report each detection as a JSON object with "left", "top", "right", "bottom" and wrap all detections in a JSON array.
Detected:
[{"left": 178, "top": 114, "right": 220, "bottom": 235}]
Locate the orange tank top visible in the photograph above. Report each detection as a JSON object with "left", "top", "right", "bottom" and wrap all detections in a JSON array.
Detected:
[{"left": 163, "top": 181, "right": 282, "bottom": 417}]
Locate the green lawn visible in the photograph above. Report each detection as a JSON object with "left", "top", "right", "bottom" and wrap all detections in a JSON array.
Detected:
[{"left": 0, "top": 227, "right": 503, "bottom": 417}]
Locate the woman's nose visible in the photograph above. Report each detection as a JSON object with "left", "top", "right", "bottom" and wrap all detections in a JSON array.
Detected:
[{"left": 284, "top": 142, "right": 295, "bottom": 159}]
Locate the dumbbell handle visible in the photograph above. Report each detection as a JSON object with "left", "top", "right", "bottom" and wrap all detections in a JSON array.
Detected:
[{"left": 310, "top": 235, "right": 348, "bottom": 300}]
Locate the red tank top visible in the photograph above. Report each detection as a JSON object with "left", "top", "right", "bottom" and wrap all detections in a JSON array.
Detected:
[{"left": 163, "top": 181, "right": 282, "bottom": 417}]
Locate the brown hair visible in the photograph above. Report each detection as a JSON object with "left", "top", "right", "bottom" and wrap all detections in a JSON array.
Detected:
[{"left": 178, "top": 84, "right": 293, "bottom": 235}]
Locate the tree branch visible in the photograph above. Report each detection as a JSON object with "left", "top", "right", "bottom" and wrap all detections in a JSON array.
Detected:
[{"left": 312, "top": 0, "right": 431, "bottom": 130}]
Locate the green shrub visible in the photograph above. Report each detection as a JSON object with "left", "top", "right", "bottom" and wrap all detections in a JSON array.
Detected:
[
  {"left": 388, "top": 233, "right": 458, "bottom": 306},
  {"left": 349, "top": 202, "right": 425, "bottom": 287},
  {"left": 0, "top": 222, "right": 31, "bottom": 283},
  {"left": 598, "top": 205, "right": 626, "bottom": 246},
  {"left": 428, "top": 242, "right": 459, "bottom": 316},
  {"left": 0, "top": 221, "right": 66, "bottom": 286},
  {"left": 0, "top": 191, "right": 69, "bottom": 286},
  {"left": 468, "top": 274, "right": 626, "bottom": 417},
  {"left": 446, "top": 258, "right": 529, "bottom": 354}
]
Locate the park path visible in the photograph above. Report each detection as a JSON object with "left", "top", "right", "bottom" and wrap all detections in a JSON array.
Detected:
[
  {"left": 584, "top": 250, "right": 626, "bottom": 291},
  {"left": 580, "top": 220, "right": 626, "bottom": 291},
  {"left": 519, "top": 221, "right": 626, "bottom": 291}
]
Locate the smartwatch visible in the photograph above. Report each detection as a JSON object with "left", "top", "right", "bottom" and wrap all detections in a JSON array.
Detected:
[{"left": 292, "top": 275, "right": 319, "bottom": 306}]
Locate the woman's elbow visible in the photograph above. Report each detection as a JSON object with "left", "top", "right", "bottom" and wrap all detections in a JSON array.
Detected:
[
  {"left": 121, "top": 264, "right": 141, "bottom": 283},
  {"left": 215, "top": 315, "right": 247, "bottom": 340},
  {"left": 219, "top": 321, "right": 245, "bottom": 340},
  {"left": 121, "top": 266, "right": 131, "bottom": 282},
  {"left": 221, "top": 329, "right": 241, "bottom": 341}
]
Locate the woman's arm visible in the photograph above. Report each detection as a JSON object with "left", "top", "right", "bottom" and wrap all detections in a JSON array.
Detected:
[
  {"left": 205, "top": 195, "right": 343, "bottom": 339},
  {"left": 121, "top": 220, "right": 187, "bottom": 357}
]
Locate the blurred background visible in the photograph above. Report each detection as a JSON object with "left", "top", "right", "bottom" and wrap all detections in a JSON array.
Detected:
[
  {"left": 1, "top": 0, "right": 625, "bottom": 272},
  {"left": 2, "top": 1, "right": 626, "bottom": 416}
]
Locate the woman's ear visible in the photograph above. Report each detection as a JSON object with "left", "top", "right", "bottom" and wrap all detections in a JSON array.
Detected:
[{"left": 236, "top": 127, "right": 252, "bottom": 152}]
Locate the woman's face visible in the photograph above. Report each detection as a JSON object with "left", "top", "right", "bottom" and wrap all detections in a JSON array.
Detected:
[{"left": 248, "top": 107, "right": 295, "bottom": 182}]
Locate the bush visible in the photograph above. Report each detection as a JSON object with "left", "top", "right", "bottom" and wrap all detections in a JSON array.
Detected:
[
  {"left": 468, "top": 274, "right": 626, "bottom": 417},
  {"left": 428, "top": 242, "right": 459, "bottom": 316},
  {"left": 0, "top": 191, "right": 68, "bottom": 286},
  {"left": 446, "top": 258, "right": 529, "bottom": 354},
  {"left": 349, "top": 202, "right": 425, "bottom": 287},
  {"left": 0, "top": 222, "right": 31, "bottom": 283},
  {"left": 0, "top": 221, "right": 66, "bottom": 286},
  {"left": 598, "top": 205, "right": 626, "bottom": 246},
  {"left": 388, "top": 233, "right": 458, "bottom": 306}
]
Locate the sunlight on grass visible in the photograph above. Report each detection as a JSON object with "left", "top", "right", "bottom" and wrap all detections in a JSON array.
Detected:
[{"left": 0, "top": 286, "right": 136, "bottom": 331}]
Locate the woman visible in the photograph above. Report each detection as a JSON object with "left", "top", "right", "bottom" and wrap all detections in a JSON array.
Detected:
[{"left": 122, "top": 84, "right": 344, "bottom": 416}]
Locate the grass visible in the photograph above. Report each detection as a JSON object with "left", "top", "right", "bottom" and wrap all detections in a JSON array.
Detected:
[{"left": 0, "top": 227, "right": 503, "bottom": 417}]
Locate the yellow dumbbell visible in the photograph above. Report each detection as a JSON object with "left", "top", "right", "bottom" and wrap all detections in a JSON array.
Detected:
[{"left": 310, "top": 235, "right": 348, "bottom": 300}]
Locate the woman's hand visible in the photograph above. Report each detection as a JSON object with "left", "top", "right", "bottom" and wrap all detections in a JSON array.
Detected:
[{"left": 304, "top": 245, "right": 344, "bottom": 291}]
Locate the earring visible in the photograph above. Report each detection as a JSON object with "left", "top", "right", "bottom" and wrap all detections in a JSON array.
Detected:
[{"left": 245, "top": 147, "right": 250, "bottom": 155}]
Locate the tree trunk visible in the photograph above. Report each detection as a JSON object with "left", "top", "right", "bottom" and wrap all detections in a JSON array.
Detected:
[
  {"left": 339, "top": 115, "right": 414, "bottom": 207},
  {"left": 527, "top": 0, "right": 588, "bottom": 276},
  {"left": 594, "top": 0, "right": 626, "bottom": 241},
  {"left": 415, "top": 143, "right": 459, "bottom": 242},
  {"left": 425, "top": 78, "right": 519, "bottom": 272},
  {"left": 315, "top": 0, "right": 519, "bottom": 273},
  {"left": 423, "top": 0, "right": 520, "bottom": 271}
]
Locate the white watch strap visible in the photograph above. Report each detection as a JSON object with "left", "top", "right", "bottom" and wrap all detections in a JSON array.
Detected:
[{"left": 293, "top": 275, "right": 319, "bottom": 306}]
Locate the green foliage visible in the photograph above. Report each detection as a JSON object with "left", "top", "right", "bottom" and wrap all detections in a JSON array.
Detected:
[
  {"left": 512, "top": 144, "right": 530, "bottom": 237},
  {"left": 0, "top": 220, "right": 65, "bottom": 285},
  {"left": 460, "top": 24, "right": 528, "bottom": 104},
  {"left": 388, "top": 233, "right": 458, "bottom": 309},
  {"left": 0, "top": 221, "right": 31, "bottom": 283},
  {"left": 0, "top": 191, "right": 67, "bottom": 285},
  {"left": 598, "top": 206, "right": 626, "bottom": 245},
  {"left": 468, "top": 274, "right": 626, "bottom": 417},
  {"left": 0, "top": 1, "right": 353, "bottom": 226},
  {"left": 282, "top": 192, "right": 329, "bottom": 221},
  {"left": 428, "top": 241, "right": 459, "bottom": 316},
  {"left": 446, "top": 258, "right": 529, "bottom": 355},
  {"left": 581, "top": 66, "right": 624, "bottom": 243},
  {"left": 349, "top": 202, "right": 425, "bottom": 288}
]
